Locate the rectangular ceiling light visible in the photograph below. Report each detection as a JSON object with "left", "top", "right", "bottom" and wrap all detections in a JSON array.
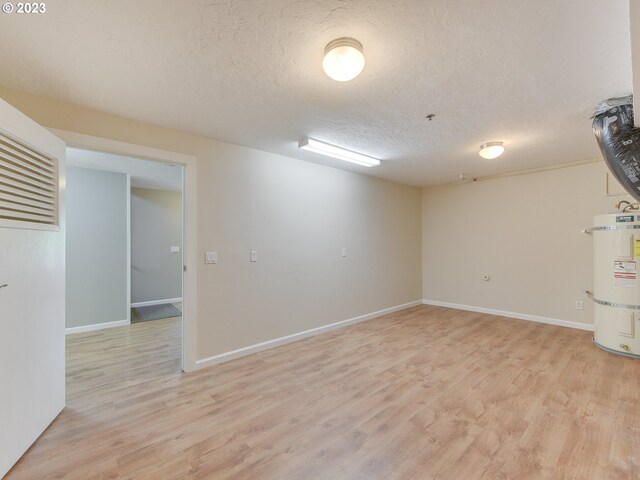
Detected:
[{"left": 298, "top": 137, "right": 381, "bottom": 167}]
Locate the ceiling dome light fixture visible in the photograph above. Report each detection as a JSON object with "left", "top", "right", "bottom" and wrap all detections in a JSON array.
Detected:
[
  {"left": 322, "top": 37, "right": 365, "bottom": 82},
  {"left": 479, "top": 141, "right": 505, "bottom": 159}
]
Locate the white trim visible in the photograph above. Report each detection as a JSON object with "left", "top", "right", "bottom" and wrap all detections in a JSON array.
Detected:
[
  {"left": 65, "top": 319, "right": 130, "bottom": 335},
  {"left": 131, "top": 298, "right": 183, "bottom": 308},
  {"left": 422, "top": 299, "right": 594, "bottom": 331},
  {"left": 49, "top": 129, "right": 198, "bottom": 371},
  {"left": 195, "top": 300, "right": 423, "bottom": 370},
  {"left": 126, "top": 174, "right": 131, "bottom": 324},
  {"left": 48, "top": 129, "right": 196, "bottom": 165}
]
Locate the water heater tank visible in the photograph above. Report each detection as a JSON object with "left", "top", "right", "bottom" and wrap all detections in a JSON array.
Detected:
[{"left": 593, "top": 213, "right": 640, "bottom": 357}]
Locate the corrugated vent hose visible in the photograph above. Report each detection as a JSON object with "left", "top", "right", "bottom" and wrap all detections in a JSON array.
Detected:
[{"left": 592, "top": 95, "right": 640, "bottom": 201}]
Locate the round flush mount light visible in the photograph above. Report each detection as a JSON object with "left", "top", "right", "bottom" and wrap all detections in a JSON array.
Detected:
[
  {"left": 479, "top": 141, "right": 505, "bottom": 159},
  {"left": 322, "top": 37, "right": 365, "bottom": 82}
]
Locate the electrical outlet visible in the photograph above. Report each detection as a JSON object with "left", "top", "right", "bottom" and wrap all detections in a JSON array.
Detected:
[
  {"left": 576, "top": 300, "right": 583, "bottom": 310},
  {"left": 204, "top": 251, "right": 217, "bottom": 264}
]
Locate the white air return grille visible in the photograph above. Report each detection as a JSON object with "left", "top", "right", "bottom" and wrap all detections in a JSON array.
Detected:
[{"left": 0, "top": 130, "right": 58, "bottom": 228}]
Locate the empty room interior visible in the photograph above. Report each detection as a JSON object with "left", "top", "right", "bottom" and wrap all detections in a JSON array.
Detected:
[{"left": 1, "top": 1, "right": 640, "bottom": 479}]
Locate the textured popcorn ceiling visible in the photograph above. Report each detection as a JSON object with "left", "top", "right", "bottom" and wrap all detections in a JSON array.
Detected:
[{"left": 0, "top": 0, "right": 632, "bottom": 186}]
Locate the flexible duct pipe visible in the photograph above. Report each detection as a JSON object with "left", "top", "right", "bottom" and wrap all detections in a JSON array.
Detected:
[{"left": 592, "top": 95, "right": 640, "bottom": 201}]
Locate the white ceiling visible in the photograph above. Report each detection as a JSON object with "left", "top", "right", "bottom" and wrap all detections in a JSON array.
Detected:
[
  {"left": 66, "top": 148, "right": 183, "bottom": 191},
  {"left": 0, "top": 0, "right": 632, "bottom": 186}
]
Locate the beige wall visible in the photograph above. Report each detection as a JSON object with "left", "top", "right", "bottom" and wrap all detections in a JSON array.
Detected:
[
  {"left": 0, "top": 87, "right": 422, "bottom": 359},
  {"left": 422, "top": 161, "right": 633, "bottom": 326},
  {"left": 2, "top": 85, "right": 622, "bottom": 359}
]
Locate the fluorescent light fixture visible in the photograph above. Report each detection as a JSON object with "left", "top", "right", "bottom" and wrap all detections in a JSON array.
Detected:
[
  {"left": 298, "top": 137, "right": 381, "bottom": 167},
  {"left": 479, "top": 141, "right": 505, "bottom": 159},
  {"left": 322, "top": 37, "right": 365, "bottom": 82}
]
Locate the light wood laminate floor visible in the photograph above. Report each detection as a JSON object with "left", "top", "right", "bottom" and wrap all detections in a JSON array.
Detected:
[{"left": 6, "top": 306, "right": 640, "bottom": 479}]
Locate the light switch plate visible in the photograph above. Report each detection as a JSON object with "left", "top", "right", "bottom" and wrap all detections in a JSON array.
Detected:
[
  {"left": 250, "top": 250, "right": 258, "bottom": 262},
  {"left": 341, "top": 247, "right": 347, "bottom": 257},
  {"left": 205, "top": 251, "right": 217, "bottom": 264}
]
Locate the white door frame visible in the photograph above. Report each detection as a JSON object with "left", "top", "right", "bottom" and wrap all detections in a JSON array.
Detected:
[{"left": 50, "top": 129, "right": 198, "bottom": 372}]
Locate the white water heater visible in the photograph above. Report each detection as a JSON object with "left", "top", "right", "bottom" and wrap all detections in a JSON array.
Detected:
[{"left": 592, "top": 213, "right": 640, "bottom": 357}]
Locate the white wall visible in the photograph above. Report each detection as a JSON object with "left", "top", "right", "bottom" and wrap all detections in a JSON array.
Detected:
[
  {"left": 422, "top": 161, "right": 633, "bottom": 327},
  {"left": 66, "top": 166, "right": 128, "bottom": 328},
  {"left": 131, "top": 187, "right": 183, "bottom": 304},
  {"left": 0, "top": 87, "right": 423, "bottom": 360}
]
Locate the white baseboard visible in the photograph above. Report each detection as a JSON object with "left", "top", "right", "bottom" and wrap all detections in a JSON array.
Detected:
[
  {"left": 195, "top": 300, "right": 423, "bottom": 370},
  {"left": 65, "top": 319, "right": 130, "bottom": 335},
  {"left": 131, "top": 297, "right": 183, "bottom": 308},
  {"left": 422, "top": 299, "right": 594, "bottom": 331}
]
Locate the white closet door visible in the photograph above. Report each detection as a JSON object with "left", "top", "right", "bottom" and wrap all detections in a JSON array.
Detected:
[{"left": 0, "top": 98, "right": 66, "bottom": 478}]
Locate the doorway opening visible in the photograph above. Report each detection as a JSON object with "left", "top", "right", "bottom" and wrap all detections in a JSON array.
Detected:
[{"left": 64, "top": 147, "right": 185, "bottom": 373}]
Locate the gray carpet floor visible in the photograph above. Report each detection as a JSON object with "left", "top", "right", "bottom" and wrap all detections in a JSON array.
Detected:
[{"left": 131, "top": 303, "right": 182, "bottom": 323}]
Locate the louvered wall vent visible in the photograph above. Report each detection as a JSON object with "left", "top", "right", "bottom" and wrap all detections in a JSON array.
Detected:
[{"left": 0, "top": 130, "right": 58, "bottom": 228}]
